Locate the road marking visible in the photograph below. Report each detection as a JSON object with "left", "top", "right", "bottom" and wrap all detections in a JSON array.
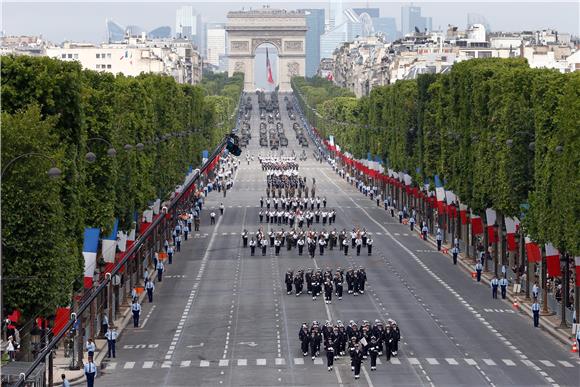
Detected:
[
  {"left": 483, "top": 359, "right": 496, "bottom": 366},
  {"left": 558, "top": 360, "right": 573, "bottom": 367},
  {"left": 143, "top": 361, "right": 154, "bottom": 368},
  {"left": 391, "top": 358, "right": 401, "bottom": 365},
  {"left": 539, "top": 360, "right": 555, "bottom": 367},
  {"left": 313, "top": 358, "right": 323, "bottom": 365},
  {"left": 161, "top": 361, "right": 171, "bottom": 368},
  {"left": 238, "top": 359, "right": 247, "bottom": 366},
  {"left": 200, "top": 360, "right": 210, "bottom": 367},
  {"left": 124, "top": 362, "right": 135, "bottom": 369},
  {"left": 294, "top": 358, "right": 304, "bottom": 365},
  {"left": 219, "top": 359, "right": 229, "bottom": 367},
  {"left": 465, "top": 359, "right": 477, "bottom": 365},
  {"left": 426, "top": 358, "right": 439, "bottom": 365},
  {"left": 106, "top": 362, "right": 117, "bottom": 370},
  {"left": 446, "top": 358, "right": 458, "bottom": 365},
  {"left": 180, "top": 361, "right": 191, "bottom": 367},
  {"left": 408, "top": 357, "right": 420, "bottom": 365},
  {"left": 276, "top": 358, "right": 286, "bottom": 365},
  {"left": 502, "top": 359, "right": 516, "bottom": 366}
]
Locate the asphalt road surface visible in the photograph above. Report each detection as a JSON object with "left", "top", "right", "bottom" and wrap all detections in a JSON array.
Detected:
[{"left": 95, "top": 93, "right": 580, "bottom": 387}]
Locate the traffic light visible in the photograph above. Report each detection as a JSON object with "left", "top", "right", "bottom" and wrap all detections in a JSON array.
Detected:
[{"left": 226, "top": 134, "right": 242, "bottom": 156}]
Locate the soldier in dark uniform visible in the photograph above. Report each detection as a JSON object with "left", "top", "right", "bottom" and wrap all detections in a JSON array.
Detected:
[
  {"left": 325, "top": 338, "right": 335, "bottom": 371},
  {"left": 351, "top": 344, "right": 364, "bottom": 380},
  {"left": 305, "top": 269, "right": 313, "bottom": 294},
  {"left": 294, "top": 271, "right": 303, "bottom": 296},
  {"left": 261, "top": 238, "right": 267, "bottom": 256},
  {"left": 343, "top": 238, "right": 349, "bottom": 255},
  {"left": 346, "top": 268, "right": 354, "bottom": 294},
  {"left": 274, "top": 237, "right": 281, "bottom": 256},
  {"left": 391, "top": 322, "right": 401, "bottom": 357},
  {"left": 383, "top": 325, "right": 394, "bottom": 361},
  {"left": 285, "top": 269, "right": 294, "bottom": 294},
  {"left": 249, "top": 237, "right": 256, "bottom": 256},
  {"left": 324, "top": 280, "right": 333, "bottom": 304},
  {"left": 358, "top": 268, "right": 367, "bottom": 294},
  {"left": 369, "top": 336, "right": 379, "bottom": 371},
  {"left": 299, "top": 323, "right": 310, "bottom": 356},
  {"left": 241, "top": 230, "right": 248, "bottom": 247},
  {"left": 310, "top": 328, "right": 322, "bottom": 360},
  {"left": 347, "top": 337, "right": 358, "bottom": 371},
  {"left": 333, "top": 272, "right": 343, "bottom": 300}
]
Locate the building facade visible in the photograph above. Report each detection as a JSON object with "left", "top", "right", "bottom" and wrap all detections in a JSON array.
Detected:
[
  {"left": 206, "top": 23, "right": 227, "bottom": 70},
  {"left": 401, "top": 5, "right": 432, "bottom": 35}
]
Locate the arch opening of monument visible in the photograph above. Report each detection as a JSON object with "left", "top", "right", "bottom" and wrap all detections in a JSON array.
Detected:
[
  {"left": 253, "top": 43, "right": 279, "bottom": 91},
  {"left": 226, "top": 8, "right": 306, "bottom": 93}
]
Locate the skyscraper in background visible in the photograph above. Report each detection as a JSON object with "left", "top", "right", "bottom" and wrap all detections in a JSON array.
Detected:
[
  {"left": 320, "top": 9, "right": 362, "bottom": 59},
  {"left": 176, "top": 6, "right": 202, "bottom": 47},
  {"left": 106, "top": 19, "right": 125, "bottom": 43},
  {"left": 328, "top": 0, "right": 344, "bottom": 30},
  {"left": 352, "top": 8, "right": 380, "bottom": 18},
  {"left": 401, "top": 5, "right": 432, "bottom": 35},
  {"left": 303, "top": 9, "right": 325, "bottom": 77},
  {"left": 206, "top": 23, "right": 226, "bottom": 70},
  {"left": 372, "top": 17, "right": 399, "bottom": 41}
]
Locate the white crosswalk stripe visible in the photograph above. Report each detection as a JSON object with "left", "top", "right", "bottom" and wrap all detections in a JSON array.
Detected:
[
  {"left": 539, "top": 360, "right": 554, "bottom": 367},
  {"left": 108, "top": 357, "right": 578, "bottom": 370},
  {"left": 558, "top": 360, "right": 573, "bottom": 367}
]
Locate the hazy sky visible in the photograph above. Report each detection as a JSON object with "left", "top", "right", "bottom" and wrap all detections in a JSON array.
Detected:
[{"left": 2, "top": 1, "right": 578, "bottom": 44}]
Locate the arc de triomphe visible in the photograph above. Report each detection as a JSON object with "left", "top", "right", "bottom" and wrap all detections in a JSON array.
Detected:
[{"left": 226, "top": 9, "right": 307, "bottom": 92}]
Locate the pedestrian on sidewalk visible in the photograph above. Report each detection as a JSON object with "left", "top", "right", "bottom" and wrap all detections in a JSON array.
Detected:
[
  {"left": 220, "top": 202, "right": 224, "bottom": 215},
  {"left": 475, "top": 262, "right": 483, "bottom": 282},
  {"left": 436, "top": 228, "right": 443, "bottom": 251},
  {"left": 145, "top": 278, "right": 155, "bottom": 302},
  {"left": 6, "top": 335, "right": 15, "bottom": 361},
  {"left": 86, "top": 338, "right": 96, "bottom": 359},
  {"left": 132, "top": 300, "right": 141, "bottom": 328},
  {"left": 491, "top": 276, "right": 499, "bottom": 299},
  {"left": 210, "top": 211, "right": 216, "bottom": 225},
  {"left": 499, "top": 277, "right": 508, "bottom": 299},
  {"left": 451, "top": 246, "right": 459, "bottom": 265},
  {"left": 84, "top": 357, "right": 97, "bottom": 387},
  {"left": 421, "top": 223, "right": 428, "bottom": 240},
  {"left": 532, "top": 281, "right": 539, "bottom": 300},
  {"left": 156, "top": 260, "right": 164, "bottom": 282},
  {"left": 531, "top": 301, "right": 540, "bottom": 327},
  {"left": 167, "top": 245, "right": 174, "bottom": 264},
  {"left": 61, "top": 374, "right": 71, "bottom": 387},
  {"left": 105, "top": 326, "right": 118, "bottom": 358}
]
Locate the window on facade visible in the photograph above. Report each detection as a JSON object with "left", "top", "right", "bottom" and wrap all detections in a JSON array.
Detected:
[
  {"left": 74, "top": 54, "right": 78, "bottom": 59},
  {"left": 107, "top": 64, "right": 112, "bottom": 69},
  {"left": 61, "top": 54, "right": 66, "bottom": 59},
  {"left": 96, "top": 53, "right": 100, "bottom": 58},
  {"left": 67, "top": 54, "right": 73, "bottom": 58},
  {"left": 96, "top": 64, "right": 100, "bottom": 69},
  {"left": 107, "top": 53, "right": 111, "bottom": 59}
]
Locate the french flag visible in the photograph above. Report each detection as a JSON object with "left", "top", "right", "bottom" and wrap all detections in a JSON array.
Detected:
[
  {"left": 459, "top": 203, "right": 469, "bottom": 225},
  {"left": 545, "top": 243, "right": 561, "bottom": 277},
  {"left": 434, "top": 175, "right": 446, "bottom": 213},
  {"left": 102, "top": 218, "right": 119, "bottom": 264},
  {"left": 504, "top": 217, "right": 520, "bottom": 251},
  {"left": 83, "top": 228, "right": 100, "bottom": 288},
  {"left": 485, "top": 208, "right": 497, "bottom": 243},
  {"left": 471, "top": 211, "right": 484, "bottom": 235},
  {"left": 576, "top": 257, "right": 580, "bottom": 287},
  {"left": 525, "top": 237, "right": 542, "bottom": 263}
]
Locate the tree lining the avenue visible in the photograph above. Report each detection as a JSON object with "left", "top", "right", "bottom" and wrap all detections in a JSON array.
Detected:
[
  {"left": 1, "top": 55, "right": 243, "bottom": 321},
  {"left": 292, "top": 58, "right": 579, "bottom": 258}
]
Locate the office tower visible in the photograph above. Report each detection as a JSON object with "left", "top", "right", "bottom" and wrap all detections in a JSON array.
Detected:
[
  {"left": 303, "top": 9, "right": 325, "bottom": 77},
  {"left": 401, "top": 5, "right": 432, "bottom": 35}
]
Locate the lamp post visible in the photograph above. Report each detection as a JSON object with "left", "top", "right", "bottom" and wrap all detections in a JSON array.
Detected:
[
  {"left": 559, "top": 253, "right": 569, "bottom": 329},
  {"left": 1, "top": 152, "right": 62, "bottom": 179},
  {"left": 85, "top": 137, "right": 117, "bottom": 163}
]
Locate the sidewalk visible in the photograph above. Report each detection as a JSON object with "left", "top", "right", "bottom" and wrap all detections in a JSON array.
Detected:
[{"left": 53, "top": 270, "right": 153, "bottom": 386}]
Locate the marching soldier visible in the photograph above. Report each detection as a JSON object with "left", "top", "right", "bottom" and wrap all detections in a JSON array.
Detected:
[
  {"left": 299, "top": 323, "right": 310, "bottom": 356},
  {"left": 369, "top": 336, "right": 379, "bottom": 371},
  {"left": 274, "top": 238, "right": 282, "bottom": 256},
  {"left": 259, "top": 210, "right": 263, "bottom": 223},
  {"left": 367, "top": 237, "right": 373, "bottom": 255},
  {"left": 384, "top": 325, "right": 394, "bottom": 361},
  {"left": 358, "top": 268, "right": 367, "bottom": 294},
  {"left": 343, "top": 238, "right": 349, "bottom": 255},
  {"left": 285, "top": 269, "right": 294, "bottom": 294},
  {"left": 325, "top": 338, "right": 335, "bottom": 371},
  {"left": 324, "top": 280, "right": 333, "bottom": 304},
  {"left": 294, "top": 271, "right": 303, "bottom": 296},
  {"left": 297, "top": 237, "right": 305, "bottom": 255},
  {"left": 305, "top": 269, "right": 313, "bottom": 294},
  {"left": 318, "top": 236, "right": 326, "bottom": 256},
  {"left": 310, "top": 329, "right": 322, "bottom": 360},
  {"left": 242, "top": 230, "right": 248, "bottom": 247},
  {"left": 355, "top": 235, "right": 362, "bottom": 256},
  {"left": 261, "top": 238, "right": 268, "bottom": 256},
  {"left": 333, "top": 272, "right": 343, "bottom": 300},
  {"left": 249, "top": 237, "right": 256, "bottom": 256},
  {"left": 351, "top": 344, "right": 364, "bottom": 380}
]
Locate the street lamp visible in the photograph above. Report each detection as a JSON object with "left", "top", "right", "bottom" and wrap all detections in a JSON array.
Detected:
[
  {"left": 1, "top": 152, "right": 62, "bottom": 180},
  {"left": 85, "top": 137, "right": 117, "bottom": 163}
]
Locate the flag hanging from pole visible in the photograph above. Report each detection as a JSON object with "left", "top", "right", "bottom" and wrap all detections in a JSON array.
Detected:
[{"left": 266, "top": 48, "right": 274, "bottom": 84}]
